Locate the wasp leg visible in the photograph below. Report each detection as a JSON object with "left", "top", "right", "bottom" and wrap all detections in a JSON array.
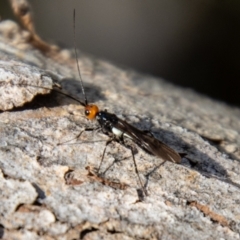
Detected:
[
  {"left": 57, "top": 127, "right": 100, "bottom": 145},
  {"left": 97, "top": 137, "right": 115, "bottom": 173},
  {"left": 122, "top": 136, "right": 148, "bottom": 197},
  {"left": 129, "top": 145, "right": 148, "bottom": 197}
]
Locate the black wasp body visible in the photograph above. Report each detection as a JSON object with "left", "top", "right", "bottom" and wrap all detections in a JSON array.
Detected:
[{"left": 85, "top": 106, "right": 181, "bottom": 164}]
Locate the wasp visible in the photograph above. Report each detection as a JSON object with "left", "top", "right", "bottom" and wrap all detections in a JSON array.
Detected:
[{"left": 57, "top": 10, "right": 182, "bottom": 196}]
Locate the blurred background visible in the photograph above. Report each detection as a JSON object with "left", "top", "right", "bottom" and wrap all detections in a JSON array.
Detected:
[{"left": 1, "top": 0, "right": 240, "bottom": 106}]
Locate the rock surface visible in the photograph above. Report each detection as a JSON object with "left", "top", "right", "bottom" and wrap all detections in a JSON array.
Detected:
[{"left": 0, "top": 8, "right": 240, "bottom": 240}]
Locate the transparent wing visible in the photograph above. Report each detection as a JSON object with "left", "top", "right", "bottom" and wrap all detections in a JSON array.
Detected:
[{"left": 115, "top": 119, "right": 181, "bottom": 163}]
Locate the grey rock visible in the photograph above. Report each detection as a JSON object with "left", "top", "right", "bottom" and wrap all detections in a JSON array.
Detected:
[{"left": 0, "top": 14, "right": 240, "bottom": 240}]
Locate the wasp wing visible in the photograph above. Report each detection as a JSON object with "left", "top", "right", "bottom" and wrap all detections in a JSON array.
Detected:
[{"left": 115, "top": 118, "right": 181, "bottom": 164}]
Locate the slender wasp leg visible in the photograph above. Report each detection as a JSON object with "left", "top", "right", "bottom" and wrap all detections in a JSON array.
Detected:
[
  {"left": 57, "top": 127, "right": 100, "bottom": 145},
  {"left": 97, "top": 137, "right": 114, "bottom": 173},
  {"left": 129, "top": 145, "right": 148, "bottom": 196}
]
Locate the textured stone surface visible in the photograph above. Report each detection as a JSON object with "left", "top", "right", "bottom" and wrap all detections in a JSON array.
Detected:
[
  {"left": 0, "top": 7, "right": 240, "bottom": 240},
  {"left": 0, "top": 59, "right": 53, "bottom": 110}
]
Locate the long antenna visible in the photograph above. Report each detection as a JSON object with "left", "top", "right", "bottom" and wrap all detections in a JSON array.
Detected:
[{"left": 73, "top": 9, "right": 88, "bottom": 106}]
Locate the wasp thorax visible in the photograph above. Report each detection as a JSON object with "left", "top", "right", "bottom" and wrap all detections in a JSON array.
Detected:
[{"left": 85, "top": 104, "right": 99, "bottom": 120}]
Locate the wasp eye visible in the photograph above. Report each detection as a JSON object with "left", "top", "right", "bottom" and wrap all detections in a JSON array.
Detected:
[{"left": 85, "top": 109, "right": 90, "bottom": 116}]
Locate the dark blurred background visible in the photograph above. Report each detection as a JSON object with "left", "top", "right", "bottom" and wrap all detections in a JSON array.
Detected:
[{"left": 1, "top": 0, "right": 240, "bottom": 106}]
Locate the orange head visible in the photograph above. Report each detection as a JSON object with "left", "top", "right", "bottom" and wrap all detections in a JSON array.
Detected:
[{"left": 85, "top": 104, "right": 99, "bottom": 120}]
